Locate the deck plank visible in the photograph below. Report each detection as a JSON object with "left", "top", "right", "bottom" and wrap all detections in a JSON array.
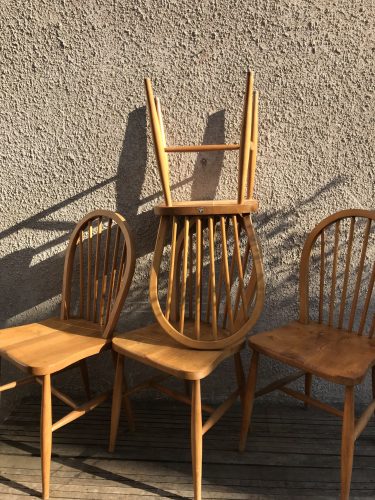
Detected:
[{"left": 0, "top": 398, "right": 374, "bottom": 498}]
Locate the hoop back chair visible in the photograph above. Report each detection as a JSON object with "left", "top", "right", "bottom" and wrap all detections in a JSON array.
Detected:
[
  {"left": 239, "top": 209, "right": 374, "bottom": 500},
  {"left": 0, "top": 210, "right": 135, "bottom": 499},
  {"left": 110, "top": 71, "right": 265, "bottom": 500}
]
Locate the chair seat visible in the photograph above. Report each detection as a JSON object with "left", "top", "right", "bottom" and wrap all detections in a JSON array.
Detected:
[
  {"left": 249, "top": 321, "right": 375, "bottom": 385},
  {"left": 0, "top": 317, "right": 109, "bottom": 376},
  {"left": 113, "top": 322, "right": 244, "bottom": 380}
]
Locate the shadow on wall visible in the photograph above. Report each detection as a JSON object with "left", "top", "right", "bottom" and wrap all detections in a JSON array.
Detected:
[
  {"left": 191, "top": 110, "right": 225, "bottom": 200},
  {"left": 0, "top": 106, "right": 226, "bottom": 326}
]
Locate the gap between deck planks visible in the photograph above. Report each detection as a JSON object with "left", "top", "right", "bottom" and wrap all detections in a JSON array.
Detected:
[{"left": 0, "top": 399, "right": 374, "bottom": 499}]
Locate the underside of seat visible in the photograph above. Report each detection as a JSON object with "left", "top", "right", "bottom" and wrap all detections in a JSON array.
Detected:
[
  {"left": 113, "top": 322, "right": 244, "bottom": 380},
  {"left": 0, "top": 317, "right": 109, "bottom": 375},
  {"left": 249, "top": 320, "right": 375, "bottom": 385}
]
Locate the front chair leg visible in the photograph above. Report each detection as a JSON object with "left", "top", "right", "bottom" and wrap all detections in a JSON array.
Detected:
[
  {"left": 111, "top": 351, "right": 134, "bottom": 432},
  {"left": 191, "top": 380, "right": 203, "bottom": 500},
  {"left": 109, "top": 354, "right": 124, "bottom": 452},
  {"left": 41, "top": 374, "right": 52, "bottom": 500},
  {"left": 239, "top": 350, "right": 259, "bottom": 452},
  {"left": 341, "top": 386, "right": 355, "bottom": 500}
]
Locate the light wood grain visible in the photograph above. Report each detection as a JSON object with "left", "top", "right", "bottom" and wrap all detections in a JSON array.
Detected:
[
  {"left": 41, "top": 374, "right": 52, "bottom": 500},
  {"left": 150, "top": 214, "right": 265, "bottom": 350},
  {"left": 165, "top": 143, "right": 240, "bottom": 152},
  {"left": 249, "top": 320, "right": 375, "bottom": 385},
  {"left": 208, "top": 216, "right": 218, "bottom": 338},
  {"left": 239, "top": 350, "right": 259, "bottom": 451},
  {"left": 165, "top": 216, "right": 178, "bottom": 321},
  {"left": 338, "top": 217, "right": 355, "bottom": 329},
  {"left": 154, "top": 199, "right": 258, "bottom": 216},
  {"left": 145, "top": 79, "right": 172, "bottom": 206},
  {"left": 348, "top": 218, "right": 372, "bottom": 332},
  {"left": 191, "top": 380, "right": 202, "bottom": 500},
  {"left": 328, "top": 220, "right": 340, "bottom": 326},
  {"left": 109, "top": 354, "right": 124, "bottom": 453},
  {"left": 179, "top": 217, "right": 190, "bottom": 334},
  {"left": 112, "top": 323, "right": 243, "bottom": 381},
  {"left": 341, "top": 386, "right": 355, "bottom": 500},
  {"left": 0, "top": 209, "right": 136, "bottom": 500},
  {"left": 195, "top": 218, "right": 202, "bottom": 338},
  {"left": 242, "top": 209, "right": 374, "bottom": 500},
  {"left": 248, "top": 90, "right": 258, "bottom": 199},
  {"left": 238, "top": 70, "right": 254, "bottom": 204}
]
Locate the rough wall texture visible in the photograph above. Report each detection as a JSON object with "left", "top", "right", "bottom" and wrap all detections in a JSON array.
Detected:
[{"left": 0, "top": 0, "right": 373, "bottom": 407}]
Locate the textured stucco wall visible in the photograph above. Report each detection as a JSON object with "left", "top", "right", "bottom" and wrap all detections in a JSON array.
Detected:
[{"left": 0, "top": 0, "right": 373, "bottom": 409}]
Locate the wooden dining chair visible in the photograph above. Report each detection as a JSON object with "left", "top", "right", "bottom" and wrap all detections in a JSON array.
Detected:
[
  {"left": 0, "top": 209, "right": 135, "bottom": 499},
  {"left": 109, "top": 70, "right": 265, "bottom": 500},
  {"left": 239, "top": 208, "right": 374, "bottom": 500}
]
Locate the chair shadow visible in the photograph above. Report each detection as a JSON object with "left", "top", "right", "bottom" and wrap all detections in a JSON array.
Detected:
[
  {"left": 191, "top": 110, "right": 225, "bottom": 201},
  {"left": 0, "top": 438, "right": 189, "bottom": 499}
]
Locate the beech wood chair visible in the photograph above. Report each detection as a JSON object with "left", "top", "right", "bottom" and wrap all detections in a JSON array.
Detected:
[
  {"left": 109, "top": 71, "right": 265, "bottom": 500},
  {"left": 239, "top": 208, "right": 375, "bottom": 500},
  {"left": 0, "top": 209, "right": 135, "bottom": 499}
]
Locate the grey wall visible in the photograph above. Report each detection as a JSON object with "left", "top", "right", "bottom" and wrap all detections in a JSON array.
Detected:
[{"left": 0, "top": 0, "right": 373, "bottom": 408}]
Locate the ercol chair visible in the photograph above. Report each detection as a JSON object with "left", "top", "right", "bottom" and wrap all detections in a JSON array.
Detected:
[
  {"left": 239, "top": 209, "right": 375, "bottom": 500},
  {"left": 109, "top": 71, "right": 265, "bottom": 500},
  {"left": 0, "top": 210, "right": 135, "bottom": 499}
]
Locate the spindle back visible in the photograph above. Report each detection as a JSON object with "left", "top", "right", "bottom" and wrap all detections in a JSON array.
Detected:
[
  {"left": 299, "top": 209, "right": 374, "bottom": 336},
  {"left": 61, "top": 210, "right": 136, "bottom": 338},
  {"left": 150, "top": 213, "right": 265, "bottom": 350}
]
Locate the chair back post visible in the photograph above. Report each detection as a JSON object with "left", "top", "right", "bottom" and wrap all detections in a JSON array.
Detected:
[
  {"left": 299, "top": 209, "right": 374, "bottom": 332},
  {"left": 61, "top": 210, "right": 136, "bottom": 339},
  {"left": 145, "top": 78, "right": 172, "bottom": 206},
  {"left": 238, "top": 70, "right": 254, "bottom": 204}
]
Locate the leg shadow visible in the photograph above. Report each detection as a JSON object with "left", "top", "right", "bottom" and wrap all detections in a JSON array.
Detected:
[{"left": 191, "top": 110, "right": 225, "bottom": 200}]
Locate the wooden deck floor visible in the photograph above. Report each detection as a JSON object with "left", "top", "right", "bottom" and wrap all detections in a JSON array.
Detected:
[{"left": 0, "top": 398, "right": 374, "bottom": 499}]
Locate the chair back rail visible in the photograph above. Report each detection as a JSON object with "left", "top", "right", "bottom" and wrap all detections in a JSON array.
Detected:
[
  {"left": 150, "top": 213, "right": 265, "bottom": 350},
  {"left": 299, "top": 209, "right": 374, "bottom": 335},
  {"left": 61, "top": 210, "right": 136, "bottom": 338}
]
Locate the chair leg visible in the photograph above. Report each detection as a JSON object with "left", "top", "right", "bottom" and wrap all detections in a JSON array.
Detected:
[
  {"left": 109, "top": 354, "right": 124, "bottom": 452},
  {"left": 239, "top": 350, "right": 259, "bottom": 452},
  {"left": 111, "top": 351, "right": 134, "bottom": 432},
  {"left": 41, "top": 374, "right": 52, "bottom": 500},
  {"left": 341, "top": 386, "right": 355, "bottom": 500},
  {"left": 191, "top": 380, "right": 203, "bottom": 500},
  {"left": 304, "top": 373, "right": 312, "bottom": 409},
  {"left": 234, "top": 352, "right": 245, "bottom": 408},
  {"left": 372, "top": 367, "right": 375, "bottom": 413},
  {"left": 79, "top": 360, "right": 91, "bottom": 399}
]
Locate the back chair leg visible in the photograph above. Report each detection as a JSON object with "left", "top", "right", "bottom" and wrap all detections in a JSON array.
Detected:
[
  {"left": 341, "top": 386, "right": 355, "bottom": 500},
  {"left": 234, "top": 352, "right": 245, "bottom": 408},
  {"left": 109, "top": 354, "right": 124, "bottom": 452},
  {"left": 239, "top": 350, "right": 259, "bottom": 452},
  {"left": 79, "top": 360, "right": 91, "bottom": 399},
  {"left": 191, "top": 380, "right": 202, "bottom": 500},
  {"left": 41, "top": 374, "right": 52, "bottom": 500},
  {"left": 304, "top": 373, "right": 312, "bottom": 409}
]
